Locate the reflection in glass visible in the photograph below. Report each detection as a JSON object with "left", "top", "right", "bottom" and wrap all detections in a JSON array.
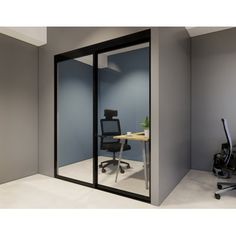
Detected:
[
  {"left": 97, "top": 43, "right": 150, "bottom": 196},
  {"left": 57, "top": 55, "right": 93, "bottom": 183}
]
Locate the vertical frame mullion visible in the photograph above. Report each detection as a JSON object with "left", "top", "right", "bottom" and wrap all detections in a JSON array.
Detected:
[
  {"left": 54, "top": 58, "right": 58, "bottom": 177},
  {"left": 148, "top": 38, "right": 151, "bottom": 200},
  {"left": 93, "top": 52, "right": 98, "bottom": 187}
]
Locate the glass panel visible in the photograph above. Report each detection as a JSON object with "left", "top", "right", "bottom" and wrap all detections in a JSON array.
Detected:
[
  {"left": 97, "top": 43, "right": 150, "bottom": 196},
  {"left": 57, "top": 55, "right": 93, "bottom": 183}
]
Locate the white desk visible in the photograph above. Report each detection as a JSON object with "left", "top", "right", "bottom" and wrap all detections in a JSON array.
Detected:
[{"left": 113, "top": 132, "right": 150, "bottom": 189}]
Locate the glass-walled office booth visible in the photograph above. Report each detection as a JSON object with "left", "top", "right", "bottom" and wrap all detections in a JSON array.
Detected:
[{"left": 55, "top": 30, "right": 151, "bottom": 202}]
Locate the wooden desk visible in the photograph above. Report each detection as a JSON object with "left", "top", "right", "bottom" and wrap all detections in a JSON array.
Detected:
[
  {"left": 113, "top": 132, "right": 150, "bottom": 189},
  {"left": 114, "top": 132, "right": 149, "bottom": 142}
]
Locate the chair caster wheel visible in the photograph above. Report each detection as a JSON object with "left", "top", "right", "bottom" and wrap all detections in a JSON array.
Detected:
[
  {"left": 127, "top": 164, "right": 131, "bottom": 169},
  {"left": 120, "top": 169, "right": 125, "bottom": 174},
  {"left": 215, "top": 193, "right": 221, "bottom": 200},
  {"left": 217, "top": 184, "right": 222, "bottom": 190},
  {"left": 102, "top": 169, "right": 106, "bottom": 173},
  {"left": 99, "top": 164, "right": 102, "bottom": 168}
]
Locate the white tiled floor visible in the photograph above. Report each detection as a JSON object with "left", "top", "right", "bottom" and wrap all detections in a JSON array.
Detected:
[
  {"left": 0, "top": 169, "right": 236, "bottom": 208},
  {"left": 160, "top": 169, "right": 236, "bottom": 208},
  {"left": 0, "top": 174, "right": 153, "bottom": 209}
]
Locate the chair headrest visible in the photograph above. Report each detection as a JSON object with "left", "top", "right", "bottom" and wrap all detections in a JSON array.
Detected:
[{"left": 104, "top": 109, "right": 118, "bottom": 120}]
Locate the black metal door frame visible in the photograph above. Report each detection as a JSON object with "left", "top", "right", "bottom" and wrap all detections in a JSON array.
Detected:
[{"left": 54, "top": 29, "right": 151, "bottom": 203}]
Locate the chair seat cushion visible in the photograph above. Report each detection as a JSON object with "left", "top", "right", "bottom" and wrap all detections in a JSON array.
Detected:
[{"left": 103, "top": 143, "right": 131, "bottom": 152}]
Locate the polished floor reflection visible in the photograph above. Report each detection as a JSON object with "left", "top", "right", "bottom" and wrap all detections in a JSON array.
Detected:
[
  {"left": 58, "top": 159, "right": 93, "bottom": 183},
  {"left": 59, "top": 156, "right": 149, "bottom": 196}
]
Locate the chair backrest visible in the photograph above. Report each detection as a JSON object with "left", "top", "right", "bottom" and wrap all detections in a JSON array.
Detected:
[
  {"left": 221, "top": 118, "right": 233, "bottom": 165},
  {"left": 101, "top": 119, "right": 121, "bottom": 136}
]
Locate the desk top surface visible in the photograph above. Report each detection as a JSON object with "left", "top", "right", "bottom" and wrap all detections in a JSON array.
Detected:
[{"left": 113, "top": 132, "right": 149, "bottom": 141}]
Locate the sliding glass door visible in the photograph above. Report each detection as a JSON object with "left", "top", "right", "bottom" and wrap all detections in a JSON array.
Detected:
[
  {"left": 56, "top": 54, "right": 94, "bottom": 185},
  {"left": 97, "top": 43, "right": 150, "bottom": 197},
  {"left": 55, "top": 29, "right": 151, "bottom": 202}
]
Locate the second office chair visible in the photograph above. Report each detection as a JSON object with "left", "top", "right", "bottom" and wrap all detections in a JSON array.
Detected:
[{"left": 214, "top": 118, "right": 236, "bottom": 199}]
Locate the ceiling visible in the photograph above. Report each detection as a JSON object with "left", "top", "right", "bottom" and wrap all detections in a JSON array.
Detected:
[
  {"left": 0, "top": 27, "right": 47, "bottom": 46},
  {"left": 185, "top": 27, "right": 231, "bottom": 37},
  {"left": 0, "top": 27, "right": 232, "bottom": 46}
]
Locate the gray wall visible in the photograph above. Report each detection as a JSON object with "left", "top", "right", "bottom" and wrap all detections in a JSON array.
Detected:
[
  {"left": 0, "top": 33, "right": 38, "bottom": 184},
  {"left": 98, "top": 47, "right": 149, "bottom": 161},
  {"left": 58, "top": 59, "right": 93, "bottom": 167},
  {"left": 158, "top": 27, "right": 191, "bottom": 203},
  {"left": 191, "top": 28, "right": 236, "bottom": 170},
  {"left": 38, "top": 27, "right": 148, "bottom": 177}
]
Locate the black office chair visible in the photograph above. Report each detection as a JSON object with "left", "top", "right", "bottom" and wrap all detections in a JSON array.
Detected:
[
  {"left": 99, "top": 109, "right": 131, "bottom": 174},
  {"left": 214, "top": 118, "right": 236, "bottom": 199}
]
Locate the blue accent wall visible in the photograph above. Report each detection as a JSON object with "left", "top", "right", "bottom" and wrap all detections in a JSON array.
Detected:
[
  {"left": 58, "top": 59, "right": 93, "bottom": 167},
  {"left": 98, "top": 47, "right": 149, "bottom": 161},
  {"left": 58, "top": 47, "right": 149, "bottom": 167}
]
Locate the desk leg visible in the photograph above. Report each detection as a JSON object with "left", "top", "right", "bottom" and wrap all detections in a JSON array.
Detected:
[
  {"left": 142, "top": 141, "right": 148, "bottom": 189},
  {"left": 115, "top": 142, "right": 124, "bottom": 183}
]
